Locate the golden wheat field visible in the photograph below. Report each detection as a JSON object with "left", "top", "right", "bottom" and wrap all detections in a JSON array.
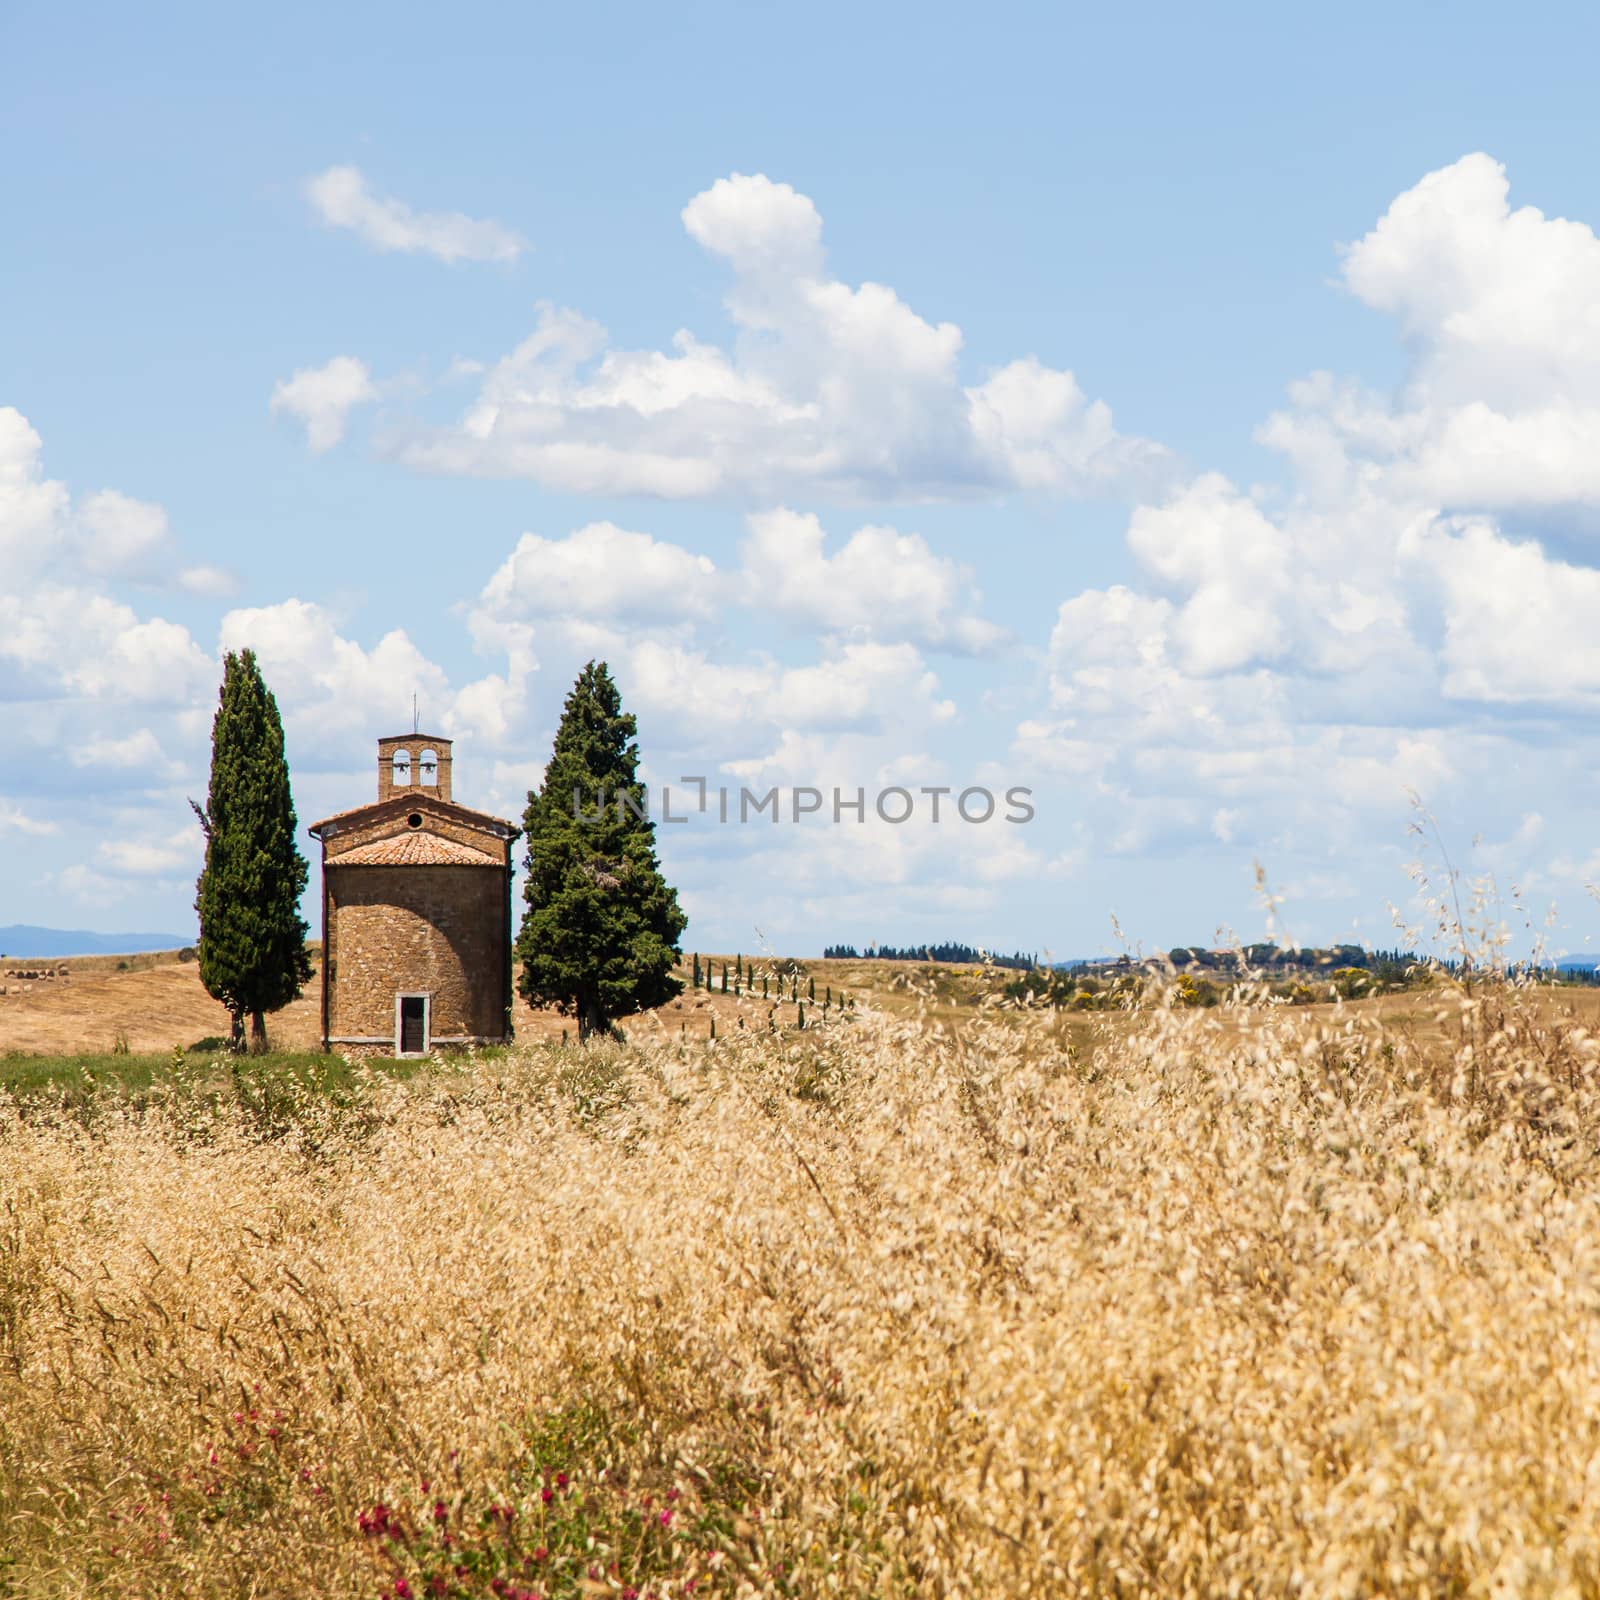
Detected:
[{"left": 5, "top": 978, "right": 1600, "bottom": 1598}]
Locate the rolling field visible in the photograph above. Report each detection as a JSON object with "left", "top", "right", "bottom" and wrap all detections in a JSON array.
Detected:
[
  {"left": 0, "top": 950, "right": 914, "bottom": 1059},
  {"left": 6, "top": 964, "right": 1600, "bottom": 1594},
  {"left": 0, "top": 952, "right": 324, "bottom": 1056}
]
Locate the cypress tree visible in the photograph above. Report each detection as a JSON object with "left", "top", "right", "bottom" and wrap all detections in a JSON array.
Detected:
[
  {"left": 514, "top": 661, "right": 687, "bottom": 1042},
  {"left": 808, "top": 976, "right": 815, "bottom": 1001},
  {"left": 692, "top": 952, "right": 701, "bottom": 989},
  {"left": 797, "top": 1001, "right": 806, "bottom": 1029},
  {"left": 721, "top": 964, "right": 728, "bottom": 993},
  {"left": 191, "top": 649, "right": 311, "bottom": 1052},
  {"left": 736, "top": 953, "right": 743, "bottom": 982}
]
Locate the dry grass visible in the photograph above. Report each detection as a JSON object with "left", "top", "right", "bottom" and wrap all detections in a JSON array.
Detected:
[
  {"left": 6, "top": 976, "right": 1600, "bottom": 1597},
  {"left": 0, "top": 953, "right": 324, "bottom": 1057}
]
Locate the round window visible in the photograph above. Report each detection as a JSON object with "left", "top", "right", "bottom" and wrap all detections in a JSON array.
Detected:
[{"left": 407, "top": 812, "right": 423, "bottom": 829}]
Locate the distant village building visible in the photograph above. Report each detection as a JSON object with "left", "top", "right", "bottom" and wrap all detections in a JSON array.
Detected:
[{"left": 308, "top": 736, "right": 520, "bottom": 1058}]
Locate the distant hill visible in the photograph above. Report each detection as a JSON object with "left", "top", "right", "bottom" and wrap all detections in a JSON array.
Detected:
[{"left": 0, "top": 926, "right": 192, "bottom": 959}]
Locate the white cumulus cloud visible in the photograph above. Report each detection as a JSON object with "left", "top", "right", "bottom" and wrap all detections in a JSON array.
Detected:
[
  {"left": 740, "top": 508, "right": 1007, "bottom": 654},
  {"left": 1263, "top": 154, "right": 1600, "bottom": 513},
  {"left": 396, "top": 172, "right": 1167, "bottom": 501},
  {"left": 70, "top": 728, "right": 184, "bottom": 777},
  {"left": 97, "top": 823, "right": 203, "bottom": 879},
  {"left": 306, "top": 165, "right": 526, "bottom": 264},
  {"left": 1016, "top": 153, "right": 1600, "bottom": 878},
  {"left": 270, "top": 355, "right": 377, "bottom": 453},
  {"left": 476, "top": 522, "right": 719, "bottom": 624},
  {"left": 0, "top": 799, "right": 58, "bottom": 836},
  {"left": 218, "top": 598, "right": 527, "bottom": 766}
]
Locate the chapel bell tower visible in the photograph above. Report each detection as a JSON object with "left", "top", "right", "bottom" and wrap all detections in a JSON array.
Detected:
[{"left": 376, "top": 735, "right": 454, "bottom": 803}]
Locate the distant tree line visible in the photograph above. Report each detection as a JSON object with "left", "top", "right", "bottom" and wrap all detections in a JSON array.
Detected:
[
  {"left": 1001, "top": 941, "right": 1600, "bottom": 1014},
  {"left": 1167, "top": 945, "right": 1600, "bottom": 985},
  {"left": 1170, "top": 944, "right": 1428, "bottom": 979},
  {"left": 1516, "top": 960, "right": 1600, "bottom": 986},
  {"left": 824, "top": 942, "right": 1036, "bottom": 970}
]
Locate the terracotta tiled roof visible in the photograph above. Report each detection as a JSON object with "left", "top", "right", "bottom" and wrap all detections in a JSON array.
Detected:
[
  {"left": 308, "top": 793, "right": 518, "bottom": 838},
  {"left": 329, "top": 833, "right": 502, "bottom": 867}
]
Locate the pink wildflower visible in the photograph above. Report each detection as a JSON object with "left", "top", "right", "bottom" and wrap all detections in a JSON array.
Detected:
[{"left": 358, "top": 1504, "right": 394, "bottom": 1538}]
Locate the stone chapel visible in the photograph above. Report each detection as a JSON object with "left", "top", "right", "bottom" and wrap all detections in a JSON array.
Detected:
[{"left": 307, "top": 736, "right": 520, "bottom": 1058}]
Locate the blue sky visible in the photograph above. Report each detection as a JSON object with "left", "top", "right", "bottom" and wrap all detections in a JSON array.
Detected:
[{"left": 6, "top": 0, "right": 1600, "bottom": 960}]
